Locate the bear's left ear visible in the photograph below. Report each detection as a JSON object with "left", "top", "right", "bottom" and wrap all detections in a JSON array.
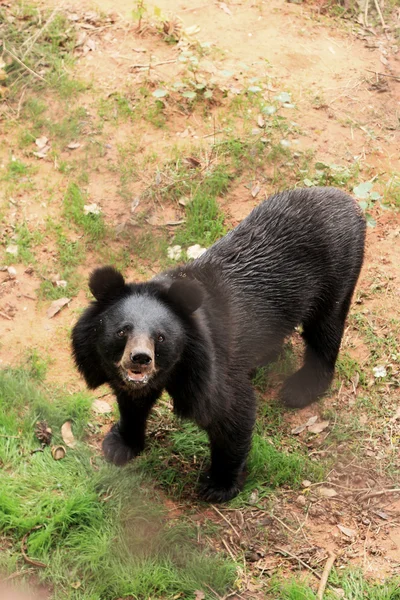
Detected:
[
  {"left": 89, "top": 266, "right": 126, "bottom": 302},
  {"left": 167, "top": 278, "right": 204, "bottom": 315}
]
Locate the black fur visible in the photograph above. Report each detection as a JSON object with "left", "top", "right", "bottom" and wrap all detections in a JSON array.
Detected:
[{"left": 72, "top": 187, "right": 366, "bottom": 502}]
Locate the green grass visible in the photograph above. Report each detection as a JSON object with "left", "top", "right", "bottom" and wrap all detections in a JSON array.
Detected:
[
  {"left": 266, "top": 570, "right": 400, "bottom": 599},
  {"left": 63, "top": 182, "right": 106, "bottom": 241},
  {"left": 174, "top": 165, "right": 230, "bottom": 247},
  {"left": 4, "top": 221, "right": 43, "bottom": 265},
  {"left": 139, "top": 414, "right": 324, "bottom": 504},
  {"left": 0, "top": 366, "right": 236, "bottom": 600},
  {"left": 2, "top": 4, "right": 85, "bottom": 98}
]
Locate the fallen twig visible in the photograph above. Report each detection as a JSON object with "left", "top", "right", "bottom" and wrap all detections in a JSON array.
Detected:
[
  {"left": 364, "top": 0, "right": 369, "bottom": 27},
  {"left": 211, "top": 505, "right": 241, "bottom": 540},
  {"left": 317, "top": 551, "right": 336, "bottom": 599},
  {"left": 0, "top": 311, "right": 12, "bottom": 321},
  {"left": 271, "top": 513, "right": 297, "bottom": 535},
  {"left": 274, "top": 546, "right": 321, "bottom": 580},
  {"left": 21, "top": 527, "right": 48, "bottom": 568},
  {"left": 0, "top": 568, "right": 34, "bottom": 583},
  {"left": 130, "top": 58, "right": 176, "bottom": 69},
  {"left": 359, "top": 488, "right": 400, "bottom": 502},
  {"left": 2, "top": 43, "right": 47, "bottom": 82},
  {"left": 373, "top": 0, "right": 386, "bottom": 28},
  {"left": 366, "top": 69, "right": 400, "bottom": 81},
  {"left": 21, "top": 4, "right": 62, "bottom": 58},
  {"left": 221, "top": 538, "right": 236, "bottom": 560}
]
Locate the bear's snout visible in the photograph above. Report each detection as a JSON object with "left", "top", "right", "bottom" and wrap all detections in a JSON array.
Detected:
[{"left": 119, "top": 335, "right": 156, "bottom": 387}]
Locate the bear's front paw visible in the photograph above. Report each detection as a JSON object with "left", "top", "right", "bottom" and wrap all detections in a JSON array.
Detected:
[
  {"left": 102, "top": 425, "right": 143, "bottom": 466},
  {"left": 199, "top": 472, "right": 241, "bottom": 503}
]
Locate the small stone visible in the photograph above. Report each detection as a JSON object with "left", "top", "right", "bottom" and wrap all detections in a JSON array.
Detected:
[
  {"left": 373, "top": 365, "right": 387, "bottom": 378},
  {"left": 187, "top": 244, "right": 206, "bottom": 260},
  {"left": 296, "top": 494, "right": 306, "bottom": 507},
  {"left": 167, "top": 245, "right": 182, "bottom": 261},
  {"left": 84, "top": 203, "right": 101, "bottom": 215},
  {"left": 6, "top": 245, "right": 18, "bottom": 256},
  {"left": 302, "top": 480, "right": 312, "bottom": 488},
  {"left": 7, "top": 266, "right": 17, "bottom": 279}
]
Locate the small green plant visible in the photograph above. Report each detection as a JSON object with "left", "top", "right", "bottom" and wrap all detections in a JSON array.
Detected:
[
  {"left": 3, "top": 158, "right": 32, "bottom": 181},
  {"left": 302, "top": 161, "right": 358, "bottom": 189},
  {"left": 132, "top": 0, "right": 148, "bottom": 29}
]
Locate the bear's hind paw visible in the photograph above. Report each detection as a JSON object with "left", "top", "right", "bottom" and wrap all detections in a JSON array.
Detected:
[{"left": 199, "top": 474, "right": 241, "bottom": 503}]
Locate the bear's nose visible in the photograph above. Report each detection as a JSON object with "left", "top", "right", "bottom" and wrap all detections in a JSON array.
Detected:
[{"left": 130, "top": 352, "right": 152, "bottom": 365}]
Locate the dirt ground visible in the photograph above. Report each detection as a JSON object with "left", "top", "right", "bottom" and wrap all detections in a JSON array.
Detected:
[{"left": 1, "top": 0, "right": 400, "bottom": 592}]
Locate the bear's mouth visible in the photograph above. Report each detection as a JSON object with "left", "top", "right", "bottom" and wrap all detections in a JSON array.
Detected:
[{"left": 122, "top": 368, "right": 152, "bottom": 386}]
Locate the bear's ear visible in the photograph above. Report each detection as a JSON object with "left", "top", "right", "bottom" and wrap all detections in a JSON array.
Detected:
[
  {"left": 89, "top": 266, "right": 126, "bottom": 302},
  {"left": 166, "top": 278, "right": 203, "bottom": 315}
]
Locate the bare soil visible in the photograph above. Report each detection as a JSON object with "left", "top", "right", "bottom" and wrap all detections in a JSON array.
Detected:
[{"left": 1, "top": 0, "right": 400, "bottom": 588}]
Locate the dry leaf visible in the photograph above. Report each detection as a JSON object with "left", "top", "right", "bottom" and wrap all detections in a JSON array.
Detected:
[
  {"left": 194, "top": 592, "right": 205, "bottom": 600},
  {"left": 319, "top": 487, "right": 338, "bottom": 498},
  {"left": 51, "top": 445, "right": 66, "bottom": 460},
  {"left": 219, "top": 2, "right": 232, "bottom": 15},
  {"left": 292, "top": 423, "right": 307, "bottom": 435},
  {"left": 251, "top": 182, "right": 261, "bottom": 198},
  {"left": 292, "top": 415, "right": 318, "bottom": 435},
  {"left": 390, "top": 406, "right": 400, "bottom": 423},
  {"left": 146, "top": 215, "right": 159, "bottom": 226},
  {"left": 33, "top": 148, "right": 50, "bottom": 159},
  {"left": 337, "top": 524, "right": 356, "bottom": 538},
  {"left": 92, "top": 399, "right": 112, "bottom": 414},
  {"left": 61, "top": 421, "right": 76, "bottom": 449},
  {"left": 46, "top": 297, "right": 70, "bottom": 318},
  {"left": 184, "top": 156, "right": 201, "bottom": 168},
  {"left": 257, "top": 114, "right": 265, "bottom": 128},
  {"left": 131, "top": 197, "right": 140, "bottom": 213},
  {"left": 84, "top": 38, "right": 96, "bottom": 52},
  {"left": 35, "top": 136, "right": 49, "bottom": 149},
  {"left": 308, "top": 420, "right": 330, "bottom": 434},
  {"left": 374, "top": 510, "right": 389, "bottom": 520}
]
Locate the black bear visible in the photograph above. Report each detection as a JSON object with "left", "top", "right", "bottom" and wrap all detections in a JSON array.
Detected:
[{"left": 72, "top": 187, "right": 366, "bottom": 502}]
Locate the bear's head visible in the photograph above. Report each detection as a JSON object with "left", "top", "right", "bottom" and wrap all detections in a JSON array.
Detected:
[{"left": 72, "top": 266, "right": 204, "bottom": 392}]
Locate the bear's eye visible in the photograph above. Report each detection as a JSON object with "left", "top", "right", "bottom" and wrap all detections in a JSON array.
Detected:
[
  {"left": 116, "top": 329, "right": 126, "bottom": 338},
  {"left": 157, "top": 334, "right": 165, "bottom": 343}
]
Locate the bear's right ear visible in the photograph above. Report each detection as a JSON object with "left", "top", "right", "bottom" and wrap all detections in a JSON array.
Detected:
[
  {"left": 89, "top": 266, "right": 126, "bottom": 302},
  {"left": 166, "top": 278, "right": 204, "bottom": 315}
]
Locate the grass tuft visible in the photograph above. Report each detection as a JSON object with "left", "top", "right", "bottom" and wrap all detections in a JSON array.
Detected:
[{"left": 0, "top": 367, "right": 235, "bottom": 599}]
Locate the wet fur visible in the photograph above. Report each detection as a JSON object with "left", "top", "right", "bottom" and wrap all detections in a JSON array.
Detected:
[{"left": 72, "top": 187, "right": 366, "bottom": 502}]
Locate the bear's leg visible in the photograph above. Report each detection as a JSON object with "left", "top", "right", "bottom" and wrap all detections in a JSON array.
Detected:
[
  {"left": 102, "top": 391, "right": 156, "bottom": 466},
  {"left": 281, "top": 293, "right": 353, "bottom": 408},
  {"left": 200, "top": 382, "right": 256, "bottom": 503}
]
